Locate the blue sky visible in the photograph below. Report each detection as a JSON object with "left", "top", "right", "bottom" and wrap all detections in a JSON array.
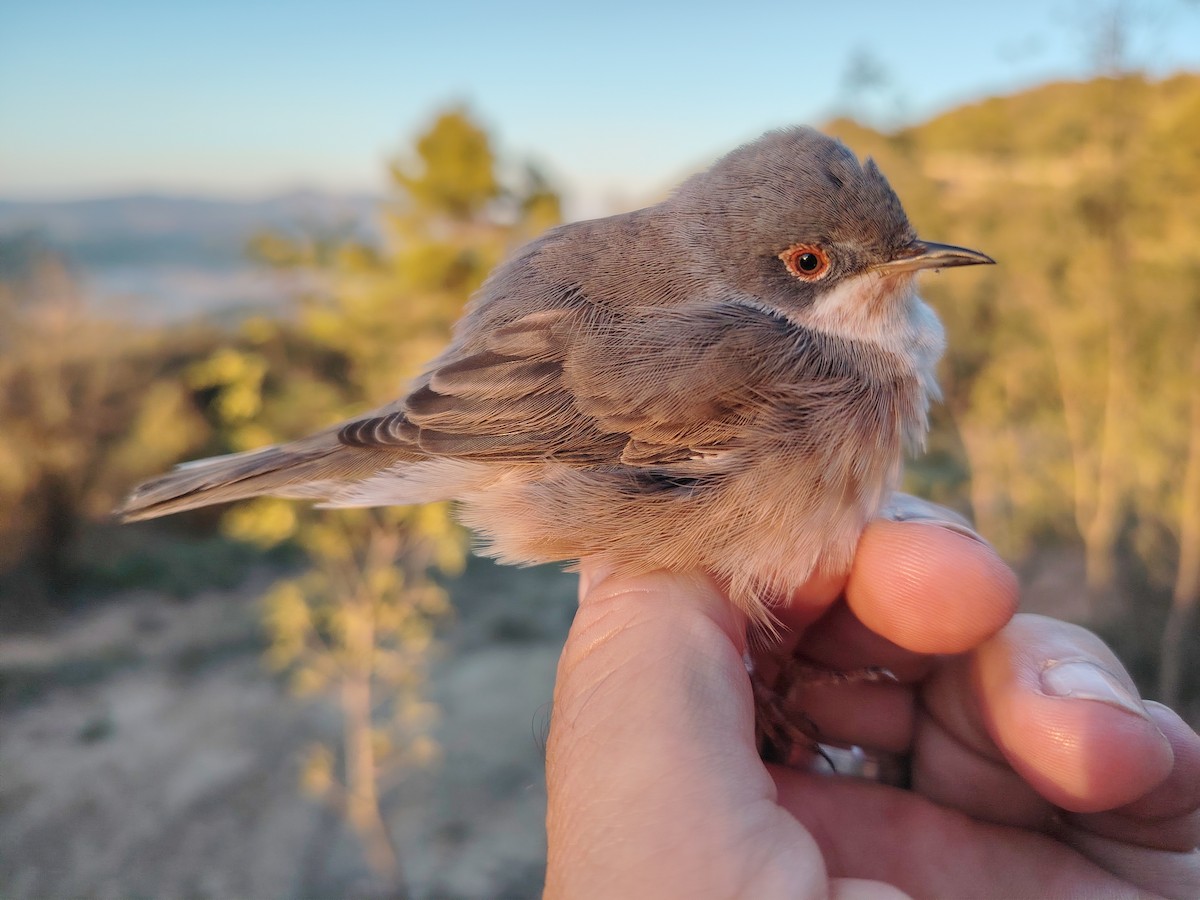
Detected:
[{"left": 2, "top": 0, "right": 1198, "bottom": 214}]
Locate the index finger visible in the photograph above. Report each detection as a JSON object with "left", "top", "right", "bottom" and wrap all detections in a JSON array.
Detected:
[
  {"left": 848, "top": 520, "right": 1019, "bottom": 654},
  {"left": 776, "top": 520, "right": 1020, "bottom": 673}
]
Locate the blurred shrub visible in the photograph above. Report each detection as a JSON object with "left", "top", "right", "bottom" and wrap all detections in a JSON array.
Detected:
[
  {"left": 80, "top": 533, "right": 269, "bottom": 599},
  {"left": 0, "top": 244, "right": 223, "bottom": 600}
]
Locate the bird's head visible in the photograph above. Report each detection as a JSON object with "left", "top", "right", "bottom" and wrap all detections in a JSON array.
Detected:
[{"left": 669, "top": 127, "right": 992, "bottom": 340}]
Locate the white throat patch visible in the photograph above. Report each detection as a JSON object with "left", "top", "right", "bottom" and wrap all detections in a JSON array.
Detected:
[
  {"left": 799, "top": 270, "right": 947, "bottom": 402},
  {"left": 802, "top": 271, "right": 919, "bottom": 348}
]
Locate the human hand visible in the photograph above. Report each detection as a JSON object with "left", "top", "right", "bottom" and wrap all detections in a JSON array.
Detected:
[{"left": 544, "top": 515, "right": 1200, "bottom": 899}]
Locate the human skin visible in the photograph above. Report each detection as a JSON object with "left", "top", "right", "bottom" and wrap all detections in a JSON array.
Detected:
[{"left": 545, "top": 520, "right": 1200, "bottom": 899}]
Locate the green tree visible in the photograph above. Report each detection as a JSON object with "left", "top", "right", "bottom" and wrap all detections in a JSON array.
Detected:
[{"left": 193, "top": 107, "right": 561, "bottom": 889}]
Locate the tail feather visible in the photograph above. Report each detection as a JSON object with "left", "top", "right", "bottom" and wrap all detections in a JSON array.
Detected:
[{"left": 116, "top": 439, "right": 406, "bottom": 522}]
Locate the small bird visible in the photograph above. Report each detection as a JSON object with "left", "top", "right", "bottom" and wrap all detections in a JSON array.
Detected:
[{"left": 119, "top": 127, "right": 992, "bottom": 629}]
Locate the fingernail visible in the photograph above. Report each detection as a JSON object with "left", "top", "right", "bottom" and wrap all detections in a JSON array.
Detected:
[
  {"left": 1040, "top": 659, "right": 1149, "bottom": 719},
  {"left": 879, "top": 493, "right": 986, "bottom": 545}
]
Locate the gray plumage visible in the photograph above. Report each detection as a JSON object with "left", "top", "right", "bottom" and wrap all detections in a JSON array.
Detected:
[{"left": 118, "top": 127, "right": 992, "bottom": 626}]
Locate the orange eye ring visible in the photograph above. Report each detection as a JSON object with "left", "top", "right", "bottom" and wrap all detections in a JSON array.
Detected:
[{"left": 780, "top": 243, "right": 830, "bottom": 281}]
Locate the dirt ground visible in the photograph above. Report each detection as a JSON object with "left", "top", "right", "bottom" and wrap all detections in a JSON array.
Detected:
[{"left": 0, "top": 559, "right": 577, "bottom": 899}]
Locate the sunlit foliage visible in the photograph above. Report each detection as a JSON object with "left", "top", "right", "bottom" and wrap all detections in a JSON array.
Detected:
[{"left": 0, "top": 245, "right": 215, "bottom": 595}]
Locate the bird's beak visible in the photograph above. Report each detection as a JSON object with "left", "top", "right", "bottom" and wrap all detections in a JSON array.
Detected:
[{"left": 875, "top": 240, "right": 995, "bottom": 274}]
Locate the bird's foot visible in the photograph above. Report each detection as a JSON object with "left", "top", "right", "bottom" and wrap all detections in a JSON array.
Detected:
[{"left": 751, "top": 653, "right": 897, "bottom": 769}]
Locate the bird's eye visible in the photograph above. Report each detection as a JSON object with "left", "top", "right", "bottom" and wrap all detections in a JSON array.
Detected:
[{"left": 780, "top": 244, "right": 830, "bottom": 281}]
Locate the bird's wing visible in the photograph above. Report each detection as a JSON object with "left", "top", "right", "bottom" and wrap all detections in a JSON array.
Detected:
[{"left": 336, "top": 298, "right": 858, "bottom": 469}]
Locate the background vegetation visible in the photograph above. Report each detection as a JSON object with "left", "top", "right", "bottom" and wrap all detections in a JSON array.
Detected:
[{"left": 1, "top": 72, "right": 1197, "bottom": 896}]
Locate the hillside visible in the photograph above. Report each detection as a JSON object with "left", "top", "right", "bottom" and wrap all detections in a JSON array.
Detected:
[
  {"left": 0, "top": 191, "right": 380, "bottom": 321},
  {"left": 827, "top": 73, "right": 1200, "bottom": 232}
]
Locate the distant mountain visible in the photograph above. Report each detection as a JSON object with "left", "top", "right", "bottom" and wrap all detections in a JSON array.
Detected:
[
  {"left": 0, "top": 190, "right": 383, "bottom": 322},
  {"left": 0, "top": 190, "right": 382, "bottom": 268}
]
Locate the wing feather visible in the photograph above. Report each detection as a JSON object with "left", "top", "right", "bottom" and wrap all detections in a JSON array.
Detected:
[{"left": 335, "top": 293, "right": 859, "bottom": 470}]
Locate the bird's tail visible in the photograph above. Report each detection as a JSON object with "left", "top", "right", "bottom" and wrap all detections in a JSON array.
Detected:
[{"left": 115, "top": 437, "right": 404, "bottom": 522}]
